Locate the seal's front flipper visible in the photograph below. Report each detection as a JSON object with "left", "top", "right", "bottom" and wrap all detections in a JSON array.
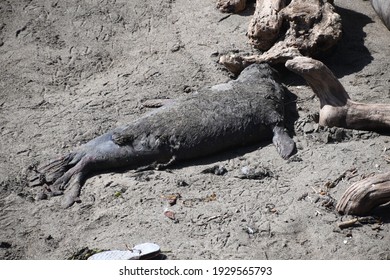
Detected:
[{"left": 272, "top": 126, "right": 296, "bottom": 159}]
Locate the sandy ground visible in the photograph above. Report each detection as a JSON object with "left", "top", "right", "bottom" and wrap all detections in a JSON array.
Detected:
[{"left": 1, "top": 0, "right": 390, "bottom": 260}]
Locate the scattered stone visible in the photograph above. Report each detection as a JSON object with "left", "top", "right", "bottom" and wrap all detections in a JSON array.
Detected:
[
  {"left": 176, "top": 180, "right": 189, "bottom": 187},
  {"left": 170, "top": 43, "right": 183, "bottom": 53},
  {"left": 303, "top": 123, "right": 315, "bottom": 134},
  {"left": 201, "top": 165, "right": 228, "bottom": 176},
  {"left": 236, "top": 166, "right": 273, "bottom": 180},
  {"left": 287, "top": 154, "right": 302, "bottom": 163},
  {"left": 36, "top": 192, "right": 48, "bottom": 200},
  {"left": 244, "top": 226, "right": 258, "bottom": 235},
  {"left": 164, "top": 208, "right": 178, "bottom": 223},
  {"left": 204, "top": 192, "right": 217, "bottom": 202},
  {"left": 0, "top": 242, "right": 11, "bottom": 249},
  {"left": 297, "top": 192, "right": 308, "bottom": 201},
  {"left": 162, "top": 193, "right": 181, "bottom": 206}
]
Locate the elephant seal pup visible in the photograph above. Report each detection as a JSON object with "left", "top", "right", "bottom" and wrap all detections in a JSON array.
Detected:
[{"left": 32, "top": 63, "right": 296, "bottom": 208}]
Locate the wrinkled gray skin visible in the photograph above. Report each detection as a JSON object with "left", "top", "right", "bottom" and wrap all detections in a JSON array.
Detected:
[
  {"left": 372, "top": 0, "right": 390, "bottom": 30},
  {"left": 33, "top": 63, "right": 295, "bottom": 208}
]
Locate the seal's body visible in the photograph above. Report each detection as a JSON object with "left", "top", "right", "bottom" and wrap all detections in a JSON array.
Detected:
[{"left": 34, "top": 63, "right": 295, "bottom": 207}]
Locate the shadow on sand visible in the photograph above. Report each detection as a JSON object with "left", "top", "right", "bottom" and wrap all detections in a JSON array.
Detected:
[{"left": 321, "top": 5, "right": 374, "bottom": 78}]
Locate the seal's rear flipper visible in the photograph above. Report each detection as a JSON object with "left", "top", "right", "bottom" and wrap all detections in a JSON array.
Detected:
[
  {"left": 29, "top": 151, "right": 89, "bottom": 208},
  {"left": 272, "top": 126, "right": 296, "bottom": 159}
]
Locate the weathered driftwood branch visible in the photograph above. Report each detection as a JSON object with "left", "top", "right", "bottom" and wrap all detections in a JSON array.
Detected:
[
  {"left": 247, "top": 0, "right": 287, "bottom": 50},
  {"left": 285, "top": 56, "right": 390, "bottom": 132},
  {"left": 371, "top": 0, "right": 390, "bottom": 30},
  {"left": 219, "top": 46, "right": 301, "bottom": 76},
  {"left": 285, "top": 56, "right": 390, "bottom": 215},
  {"left": 219, "top": 0, "right": 342, "bottom": 74},
  {"left": 336, "top": 172, "right": 390, "bottom": 216},
  {"left": 216, "top": 0, "right": 247, "bottom": 13}
]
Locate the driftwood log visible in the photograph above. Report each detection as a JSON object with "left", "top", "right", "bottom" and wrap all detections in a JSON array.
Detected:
[
  {"left": 217, "top": 0, "right": 390, "bottom": 30},
  {"left": 371, "top": 0, "right": 390, "bottom": 30},
  {"left": 217, "top": 0, "right": 342, "bottom": 74},
  {"left": 286, "top": 57, "right": 390, "bottom": 132},
  {"left": 336, "top": 172, "right": 390, "bottom": 216},
  {"left": 285, "top": 56, "right": 390, "bottom": 216}
]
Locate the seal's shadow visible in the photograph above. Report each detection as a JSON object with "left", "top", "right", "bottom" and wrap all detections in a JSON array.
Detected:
[{"left": 320, "top": 6, "right": 374, "bottom": 78}]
